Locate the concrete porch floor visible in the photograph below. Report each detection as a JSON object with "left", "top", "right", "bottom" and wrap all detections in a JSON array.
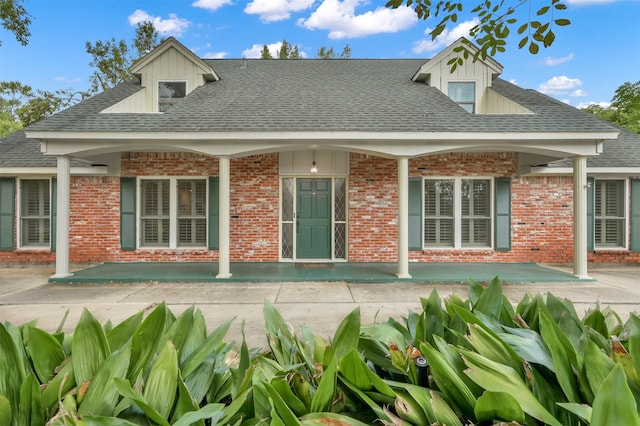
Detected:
[{"left": 48, "top": 261, "right": 586, "bottom": 284}]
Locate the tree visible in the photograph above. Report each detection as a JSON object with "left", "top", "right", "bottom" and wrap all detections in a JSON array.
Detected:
[
  {"left": 582, "top": 81, "right": 640, "bottom": 133},
  {"left": 0, "top": 0, "right": 31, "bottom": 46},
  {"left": 85, "top": 21, "right": 163, "bottom": 93},
  {"left": 316, "top": 44, "right": 351, "bottom": 59},
  {"left": 386, "top": 0, "right": 570, "bottom": 70},
  {"left": 261, "top": 39, "right": 301, "bottom": 59}
]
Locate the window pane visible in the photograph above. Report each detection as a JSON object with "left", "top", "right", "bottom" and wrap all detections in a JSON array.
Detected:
[
  {"left": 177, "top": 180, "right": 206, "bottom": 247},
  {"left": 141, "top": 180, "right": 170, "bottom": 246},
  {"left": 424, "top": 180, "right": 455, "bottom": 247},
  {"left": 282, "top": 222, "right": 293, "bottom": 258},
  {"left": 282, "top": 178, "right": 294, "bottom": 222},
  {"left": 159, "top": 82, "right": 186, "bottom": 99},
  {"left": 448, "top": 82, "right": 475, "bottom": 101},
  {"left": 20, "top": 180, "right": 50, "bottom": 246},
  {"left": 335, "top": 178, "right": 346, "bottom": 222},
  {"left": 595, "top": 180, "right": 625, "bottom": 247}
]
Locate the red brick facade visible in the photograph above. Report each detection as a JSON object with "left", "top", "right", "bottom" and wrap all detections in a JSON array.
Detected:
[{"left": 2, "top": 151, "right": 640, "bottom": 264}]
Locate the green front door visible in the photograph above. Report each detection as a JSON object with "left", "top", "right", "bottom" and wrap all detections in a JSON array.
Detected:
[{"left": 297, "top": 178, "right": 331, "bottom": 259}]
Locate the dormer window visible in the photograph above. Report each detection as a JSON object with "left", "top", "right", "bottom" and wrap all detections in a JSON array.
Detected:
[
  {"left": 448, "top": 82, "right": 475, "bottom": 113},
  {"left": 158, "top": 81, "right": 186, "bottom": 112}
]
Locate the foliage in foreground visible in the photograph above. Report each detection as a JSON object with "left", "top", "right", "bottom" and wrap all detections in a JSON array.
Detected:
[{"left": 1, "top": 277, "right": 640, "bottom": 425}]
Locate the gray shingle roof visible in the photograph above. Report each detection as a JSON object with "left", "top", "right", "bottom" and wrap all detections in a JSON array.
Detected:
[
  {"left": 26, "top": 58, "right": 617, "bottom": 134},
  {"left": 0, "top": 130, "right": 86, "bottom": 168},
  {"left": 551, "top": 125, "right": 640, "bottom": 168}
]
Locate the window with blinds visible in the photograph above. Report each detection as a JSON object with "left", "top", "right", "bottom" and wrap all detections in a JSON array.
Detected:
[
  {"left": 141, "top": 180, "right": 170, "bottom": 246},
  {"left": 448, "top": 82, "right": 476, "bottom": 113},
  {"left": 177, "top": 180, "right": 206, "bottom": 247},
  {"left": 140, "top": 178, "right": 208, "bottom": 248},
  {"left": 423, "top": 178, "right": 492, "bottom": 248},
  {"left": 595, "top": 180, "right": 625, "bottom": 248},
  {"left": 20, "top": 179, "right": 50, "bottom": 246}
]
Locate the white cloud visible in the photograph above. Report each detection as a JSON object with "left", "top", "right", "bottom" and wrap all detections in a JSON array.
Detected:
[
  {"left": 542, "top": 53, "right": 574, "bottom": 66},
  {"left": 128, "top": 10, "right": 190, "bottom": 37},
  {"left": 192, "top": 0, "right": 233, "bottom": 11},
  {"left": 242, "top": 41, "right": 307, "bottom": 58},
  {"left": 299, "top": 0, "right": 417, "bottom": 39},
  {"left": 54, "top": 76, "right": 81, "bottom": 83},
  {"left": 202, "top": 51, "right": 228, "bottom": 58},
  {"left": 571, "top": 89, "right": 588, "bottom": 97},
  {"left": 245, "top": 0, "right": 315, "bottom": 22},
  {"left": 412, "top": 18, "right": 480, "bottom": 54},
  {"left": 576, "top": 100, "right": 612, "bottom": 109},
  {"left": 538, "top": 75, "right": 583, "bottom": 96}
]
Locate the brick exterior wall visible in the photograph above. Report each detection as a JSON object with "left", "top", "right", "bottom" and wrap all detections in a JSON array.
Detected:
[{"left": 3, "top": 150, "right": 640, "bottom": 265}]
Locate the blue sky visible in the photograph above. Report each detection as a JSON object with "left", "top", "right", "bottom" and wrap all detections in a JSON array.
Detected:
[{"left": 1, "top": 0, "right": 638, "bottom": 108}]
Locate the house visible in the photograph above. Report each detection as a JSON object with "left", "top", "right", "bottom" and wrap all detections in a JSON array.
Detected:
[{"left": 1, "top": 36, "right": 636, "bottom": 281}]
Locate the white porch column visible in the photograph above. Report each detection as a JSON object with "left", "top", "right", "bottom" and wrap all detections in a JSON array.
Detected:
[
  {"left": 573, "top": 155, "right": 590, "bottom": 279},
  {"left": 396, "top": 157, "right": 411, "bottom": 278},
  {"left": 217, "top": 156, "right": 232, "bottom": 279},
  {"left": 52, "top": 156, "right": 73, "bottom": 278}
]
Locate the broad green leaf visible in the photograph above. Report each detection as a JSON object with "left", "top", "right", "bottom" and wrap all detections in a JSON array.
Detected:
[
  {"left": 430, "top": 390, "right": 463, "bottom": 426},
  {"left": 0, "top": 395, "right": 11, "bottom": 426},
  {"left": 418, "top": 289, "right": 445, "bottom": 346},
  {"left": 17, "top": 374, "right": 43, "bottom": 426},
  {"left": 26, "top": 326, "right": 65, "bottom": 383},
  {"left": 179, "top": 308, "right": 207, "bottom": 365},
  {"left": 499, "top": 326, "right": 555, "bottom": 371},
  {"left": 539, "top": 312, "right": 581, "bottom": 402},
  {"left": 584, "top": 309, "right": 609, "bottom": 338},
  {"left": 181, "top": 319, "right": 231, "bottom": 377},
  {"left": 172, "top": 403, "right": 225, "bottom": 426},
  {"left": 467, "top": 323, "right": 523, "bottom": 375},
  {"left": 332, "top": 307, "right": 360, "bottom": 362},
  {"left": 591, "top": 365, "right": 640, "bottom": 426},
  {"left": 557, "top": 403, "right": 592, "bottom": 424},
  {"left": 310, "top": 357, "right": 337, "bottom": 412},
  {"left": 143, "top": 341, "right": 178, "bottom": 419},
  {"left": 171, "top": 374, "right": 201, "bottom": 425},
  {"left": 72, "top": 309, "right": 110, "bottom": 386},
  {"left": 161, "top": 305, "right": 195, "bottom": 360},
  {"left": 0, "top": 323, "right": 24, "bottom": 422},
  {"left": 40, "top": 359, "right": 76, "bottom": 412},
  {"left": 628, "top": 314, "right": 640, "bottom": 384},
  {"left": 183, "top": 357, "right": 215, "bottom": 404},
  {"left": 128, "top": 302, "right": 168, "bottom": 382},
  {"left": 272, "top": 378, "right": 308, "bottom": 416},
  {"left": 475, "top": 391, "right": 525, "bottom": 424},
  {"left": 78, "top": 343, "right": 131, "bottom": 417},
  {"left": 105, "top": 310, "right": 143, "bottom": 351},
  {"left": 583, "top": 339, "right": 615, "bottom": 397},
  {"left": 394, "top": 389, "right": 428, "bottom": 425},
  {"left": 114, "top": 377, "right": 169, "bottom": 426},
  {"left": 472, "top": 276, "right": 503, "bottom": 320},
  {"left": 339, "top": 376, "right": 393, "bottom": 423},
  {"left": 81, "top": 416, "right": 140, "bottom": 425},
  {"left": 264, "top": 381, "right": 302, "bottom": 425},
  {"left": 460, "top": 349, "right": 562, "bottom": 426},
  {"left": 421, "top": 342, "right": 477, "bottom": 418}
]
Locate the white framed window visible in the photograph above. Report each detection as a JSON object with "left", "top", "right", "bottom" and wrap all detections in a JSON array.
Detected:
[
  {"left": 19, "top": 179, "right": 51, "bottom": 247},
  {"left": 423, "top": 177, "right": 492, "bottom": 248},
  {"left": 594, "top": 179, "right": 626, "bottom": 248},
  {"left": 158, "top": 81, "right": 187, "bottom": 112},
  {"left": 448, "top": 82, "right": 476, "bottom": 113},
  {"left": 139, "top": 177, "right": 207, "bottom": 248}
]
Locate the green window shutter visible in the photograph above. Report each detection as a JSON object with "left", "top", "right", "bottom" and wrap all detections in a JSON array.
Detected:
[
  {"left": 631, "top": 179, "right": 640, "bottom": 252},
  {"left": 51, "top": 178, "right": 57, "bottom": 252},
  {"left": 120, "top": 177, "right": 137, "bottom": 250},
  {"left": 208, "top": 177, "right": 219, "bottom": 250},
  {"left": 587, "top": 177, "right": 595, "bottom": 252},
  {"left": 0, "top": 178, "right": 16, "bottom": 251},
  {"left": 408, "top": 178, "right": 422, "bottom": 250},
  {"left": 494, "top": 178, "right": 511, "bottom": 251}
]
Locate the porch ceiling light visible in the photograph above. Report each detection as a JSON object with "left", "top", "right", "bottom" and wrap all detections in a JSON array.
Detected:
[{"left": 310, "top": 161, "right": 318, "bottom": 174}]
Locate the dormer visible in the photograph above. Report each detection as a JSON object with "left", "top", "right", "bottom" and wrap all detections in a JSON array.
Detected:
[
  {"left": 413, "top": 38, "right": 531, "bottom": 114},
  {"left": 103, "top": 37, "right": 219, "bottom": 113}
]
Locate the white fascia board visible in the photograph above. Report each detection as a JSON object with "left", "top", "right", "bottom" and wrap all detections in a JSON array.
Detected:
[
  {"left": 0, "top": 166, "right": 109, "bottom": 176},
  {"left": 26, "top": 130, "right": 620, "bottom": 142},
  {"left": 28, "top": 130, "right": 618, "bottom": 158},
  {"left": 526, "top": 166, "right": 640, "bottom": 176}
]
